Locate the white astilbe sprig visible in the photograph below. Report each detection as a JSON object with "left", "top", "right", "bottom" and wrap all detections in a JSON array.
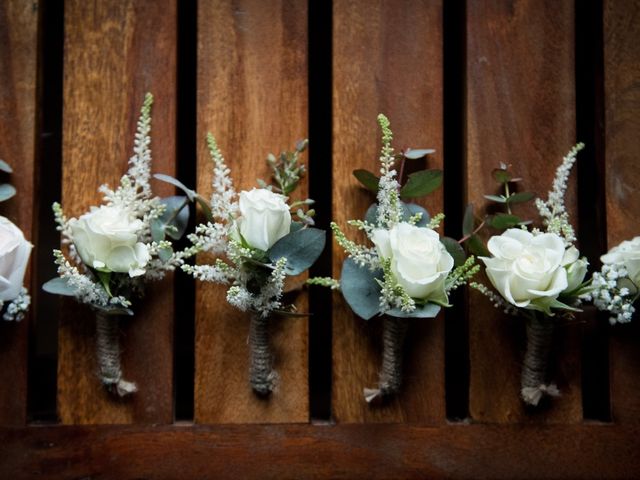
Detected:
[
  {"left": 183, "top": 259, "right": 237, "bottom": 284},
  {"left": 207, "top": 133, "right": 238, "bottom": 221},
  {"left": 470, "top": 281, "right": 519, "bottom": 316},
  {"left": 375, "top": 114, "right": 403, "bottom": 228},
  {"left": 99, "top": 93, "right": 164, "bottom": 243},
  {"left": 535, "top": 143, "right": 584, "bottom": 245},
  {"left": 582, "top": 264, "right": 637, "bottom": 324},
  {"left": 331, "top": 222, "right": 379, "bottom": 270},
  {"left": 53, "top": 250, "right": 131, "bottom": 309}
]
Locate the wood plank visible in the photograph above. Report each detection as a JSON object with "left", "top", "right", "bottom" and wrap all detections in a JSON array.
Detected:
[
  {"left": 1, "top": 423, "right": 639, "bottom": 479},
  {"left": 0, "top": 0, "right": 38, "bottom": 426},
  {"left": 604, "top": 0, "right": 640, "bottom": 424},
  {"left": 58, "top": 0, "right": 176, "bottom": 424},
  {"left": 466, "top": 0, "right": 581, "bottom": 422},
  {"left": 332, "top": 0, "right": 444, "bottom": 422},
  {"left": 194, "top": 0, "right": 309, "bottom": 423}
]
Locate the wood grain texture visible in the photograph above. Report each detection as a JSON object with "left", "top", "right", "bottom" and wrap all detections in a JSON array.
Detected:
[
  {"left": 1, "top": 423, "right": 639, "bottom": 479},
  {"left": 332, "top": 0, "right": 444, "bottom": 423},
  {"left": 466, "top": 0, "right": 582, "bottom": 423},
  {"left": 58, "top": 0, "right": 176, "bottom": 424},
  {"left": 195, "top": 0, "right": 309, "bottom": 423},
  {"left": 0, "top": 0, "right": 38, "bottom": 426},
  {"left": 604, "top": 0, "right": 640, "bottom": 424}
]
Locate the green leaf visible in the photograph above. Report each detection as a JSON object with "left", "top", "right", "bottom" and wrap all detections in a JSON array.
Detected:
[
  {"left": 267, "top": 227, "right": 326, "bottom": 275},
  {"left": 341, "top": 258, "right": 382, "bottom": 320},
  {"left": 153, "top": 173, "right": 197, "bottom": 201},
  {"left": 353, "top": 169, "right": 380, "bottom": 193},
  {"left": 466, "top": 234, "right": 490, "bottom": 257},
  {"left": 95, "top": 270, "right": 112, "bottom": 297},
  {"left": 400, "top": 169, "right": 443, "bottom": 198},
  {"left": 483, "top": 194, "right": 507, "bottom": 204},
  {"left": 0, "top": 183, "right": 16, "bottom": 202},
  {"left": 158, "top": 244, "right": 173, "bottom": 262},
  {"left": 506, "top": 191, "right": 535, "bottom": 204},
  {"left": 42, "top": 277, "right": 76, "bottom": 296},
  {"left": 441, "top": 237, "right": 466, "bottom": 267},
  {"left": 462, "top": 204, "right": 475, "bottom": 236},
  {"left": 290, "top": 221, "right": 304, "bottom": 233},
  {"left": 492, "top": 168, "right": 511, "bottom": 184},
  {"left": 403, "top": 148, "right": 435, "bottom": 159},
  {"left": 0, "top": 160, "right": 13, "bottom": 173},
  {"left": 195, "top": 195, "right": 213, "bottom": 221},
  {"left": 388, "top": 302, "right": 441, "bottom": 318},
  {"left": 488, "top": 213, "right": 521, "bottom": 230},
  {"left": 157, "top": 196, "right": 190, "bottom": 241}
]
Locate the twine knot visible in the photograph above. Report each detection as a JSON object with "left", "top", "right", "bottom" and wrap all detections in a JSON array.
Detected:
[{"left": 520, "top": 316, "right": 556, "bottom": 406}]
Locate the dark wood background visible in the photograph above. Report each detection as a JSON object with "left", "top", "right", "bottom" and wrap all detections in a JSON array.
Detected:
[{"left": 0, "top": 0, "right": 638, "bottom": 478}]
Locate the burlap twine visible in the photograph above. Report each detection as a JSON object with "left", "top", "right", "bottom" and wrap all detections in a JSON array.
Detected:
[
  {"left": 364, "top": 316, "right": 408, "bottom": 403},
  {"left": 95, "top": 311, "right": 137, "bottom": 397},
  {"left": 520, "top": 315, "right": 560, "bottom": 406},
  {"left": 249, "top": 313, "right": 277, "bottom": 395}
]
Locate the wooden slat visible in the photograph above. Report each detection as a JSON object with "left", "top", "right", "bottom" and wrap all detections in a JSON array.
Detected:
[
  {"left": 194, "top": 0, "right": 309, "bottom": 423},
  {"left": 466, "top": 0, "right": 581, "bottom": 422},
  {"left": 1, "top": 423, "right": 639, "bottom": 479},
  {"left": 332, "top": 0, "right": 444, "bottom": 422},
  {"left": 58, "top": 0, "right": 176, "bottom": 424},
  {"left": 0, "top": 0, "right": 38, "bottom": 426},
  {"left": 604, "top": 0, "right": 640, "bottom": 424}
]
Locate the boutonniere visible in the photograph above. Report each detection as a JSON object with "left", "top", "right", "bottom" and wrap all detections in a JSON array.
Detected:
[
  {"left": 309, "top": 115, "right": 478, "bottom": 402},
  {"left": 43, "top": 94, "right": 189, "bottom": 396},
  {"left": 467, "top": 144, "right": 591, "bottom": 406},
  {"left": 586, "top": 237, "right": 640, "bottom": 324},
  {"left": 159, "top": 136, "right": 324, "bottom": 395},
  {"left": 0, "top": 159, "right": 32, "bottom": 322}
]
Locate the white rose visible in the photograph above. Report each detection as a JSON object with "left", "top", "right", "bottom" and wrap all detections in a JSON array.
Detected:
[
  {"left": 563, "top": 246, "right": 588, "bottom": 292},
  {"left": 371, "top": 222, "right": 454, "bottom": 303},
  {"left": 601, "top": 236, "right": 640, "bottom": 285},
  {"left": 0, "top": 216, "right": 32, "bottom": 301},
  {"left": 236, "top": 188, "right": 291, "bottom": 251},
  {"left": 69, "top": 205, "right": 150, "bottom": 277},
  {"left": 480, "top": 229, "right": 579, "bottom": 310}
]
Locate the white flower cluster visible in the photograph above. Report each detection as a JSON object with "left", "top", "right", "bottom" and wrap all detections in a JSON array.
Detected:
[
  {"left": 375, "top": 114, "right": 402, "bottom": 229},
  {"left": 535, "top": 143, "right": 585, "bottom": 245},
  {"left": 49, "top": 93, "right": 181, "bottom": 311},
  {"left": 182, "top": 135, "right": 311, "bottom": 318},
  {"left": 582, "top": 264, "right": 636, "bottom": 324},
  {"left": 2, "top": 288, "right": 31, "bottom": 321}
]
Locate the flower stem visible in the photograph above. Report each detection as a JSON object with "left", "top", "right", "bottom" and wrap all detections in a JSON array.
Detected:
[
  {"left": 249, "top": 313, "right": 276, "bottom": 395},
  {"left": 364, "top": 316, "right": 408, "bottom": 402},
  {"left": 95, "top": 311, "right": 137, "bottom": 397},
  {"left": 520, "top": 314, "right": 559, "bottom": 406}
]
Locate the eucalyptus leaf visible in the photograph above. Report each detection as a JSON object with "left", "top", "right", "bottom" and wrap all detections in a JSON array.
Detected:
[
  {"left": 400, "top": 169, "right": 443, "bottom": 198},
  {"left": 353, "top": 169, "right": 380, "bottom": 193},
  {"left": 158, "top": 195, "right": 190, "bottom": 241},
  {"left": 492, "top": 168, "right": 511, "bottom": 184},
  {"left": 153, "top": 173, "right": 197, "bottom": 201},
  {"left": 483, "top": 194, "right": 507, "bottom": 204},
  {"left": 506, "top": 191, "right": 535, "bottom": 204},
  {"left": 0, "top": 184, "right": 16, "bottom": 202},
  {"left": 341, "top": 258, "right": 382, "bottom": 320},
  {"left": 267, "top": 227, "right": 326, "bottom": 275},
  {"left": 93, "top": 305, "right": 134, "bottom": 316},
  {"left": 403, "top": 148, "right": 435, "bottom": 159},
  {"left": 195, "top": 194, "right": 213, "bottom": 221},
  {"left": 158, "top": 244, "right": 173, "bottom": 262},
  {"left": 440, "top": 237, "right": 466, "bottom": 267},
  {"left": 466, "top": 234, "right": 490, "bottom": 257},
  {"left": 0, "top": 160, "right": 13, "bottom": 173},
  {"left": 488, "top": 213, "right": 521, "bottom": 230},
  {"left": 388, "top": 302, "right": 441, "bottom": 319},
  {"left": 42, "top": 277, "right": 76, "bottom": 296},
  {"left": 290, "top": 221, "right": 304, "bottom": 233},
  {"left": 462, "top": 204, "right": 475, "bottom": 237}
]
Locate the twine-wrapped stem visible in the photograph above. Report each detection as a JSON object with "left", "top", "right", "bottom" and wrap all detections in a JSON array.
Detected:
[
  {"left": 249, "top": 313, "right": 276, "bottom": 395},
  {"left": 520, "top": 314, "right": 559, "bottom": 406},
  {"left": 364, "top": 316, "right": 408, "bottom": 403},
  {"left": 95, "top": 311, "right": 137, "bottom": 397}
]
